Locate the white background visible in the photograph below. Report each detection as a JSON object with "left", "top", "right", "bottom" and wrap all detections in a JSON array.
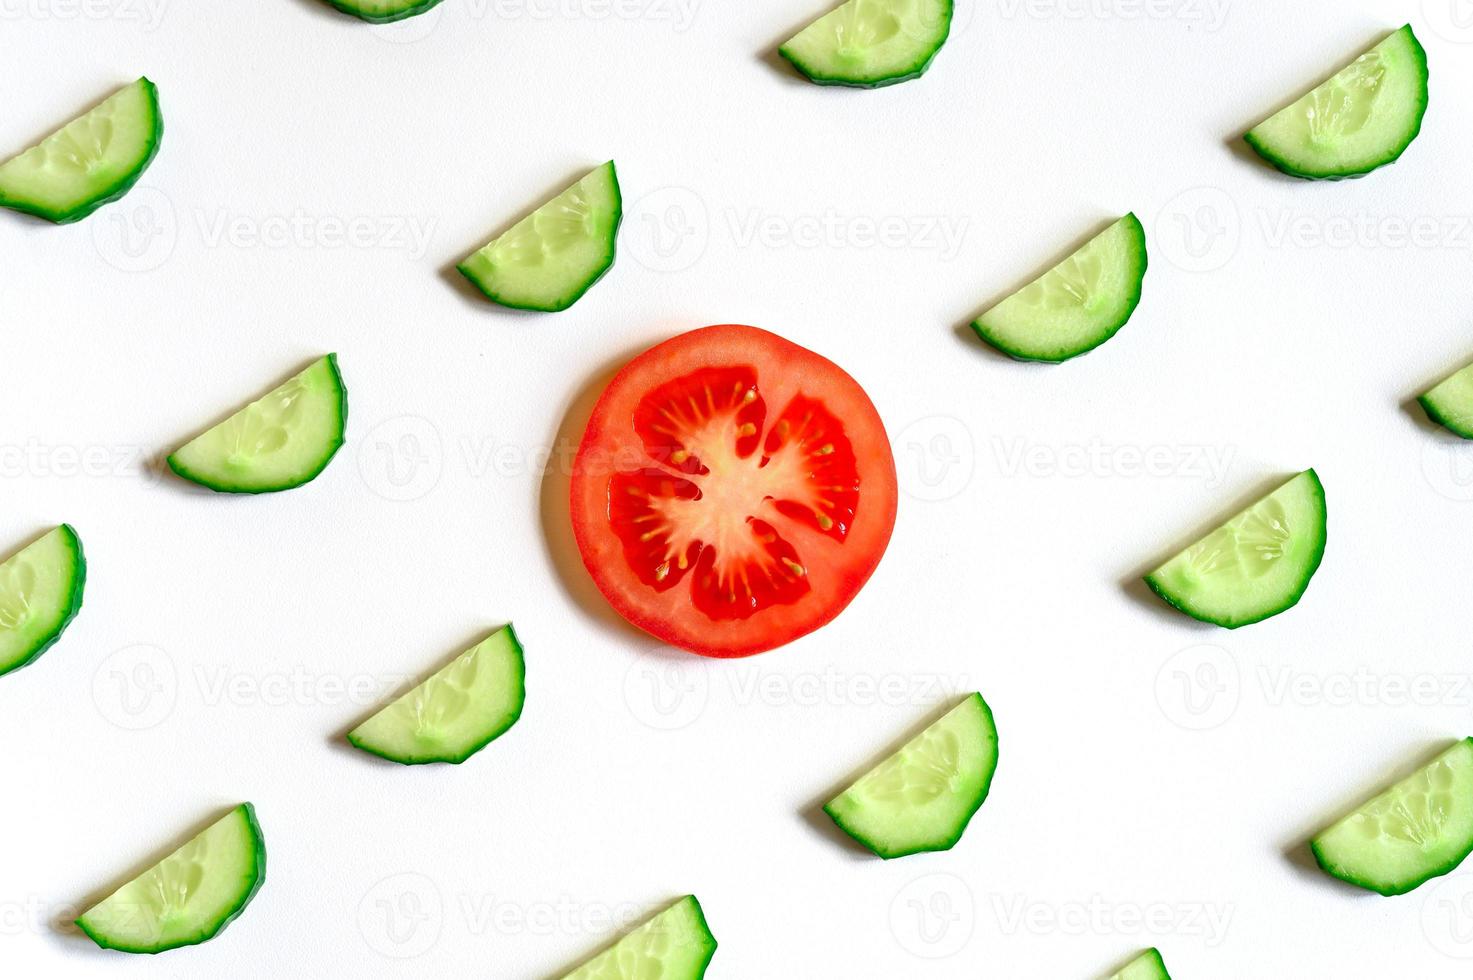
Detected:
[{"left": 2, "top": 0, "right": 1473, "bottom": 976}]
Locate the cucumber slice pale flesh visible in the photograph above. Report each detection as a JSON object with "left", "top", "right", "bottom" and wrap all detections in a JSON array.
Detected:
[
  {"left": 76, "top": 803, "right": 266, "bottom": 954},
  {"left": 348, "top": 625, "right": 525, "bottom": 765},
  {"left": 1245, "top": 26, "right": 1428, "bottom": 180},
  {"left": 559, "top": 895, "right": 717, "bottom": 980},
  {"left": 0, "top": 525, "right": 85, "bottom": 678},
  {"left": 1312, "top": 739, "right": 1473, "bottom": 896},
  {"left": 167, "top": 355, "right": 347, "bottom": 494},
  {"left": 0, "top": 77, "right": 161, "bottom": 224},
  {"left": 972, "top": 214, "right": 1147, "bottom": 364},
  {"left": 824, "top": 693, "right": 998, "bottom": 859},
  {"left": 1420, "top": 360, "right": 1473, "bottom": 439},
  {"left": 1146, "top": 470, "right": 1326, "bottom": 629},
  {"left": 319, "top": 0, "right": 443, "bottom": 22},
  {"left": 1109, "top": 948, "right": 1172, "bottom": 980},
  {"left": 779, "top": 0, "right": 952, "bottom": 88},
  {"left": 458, "top": 162, "right": 621, "bottom": 312}
]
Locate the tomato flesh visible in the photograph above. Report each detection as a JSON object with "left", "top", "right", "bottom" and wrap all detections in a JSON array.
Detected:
[{"left": 571, "top": 325, "right": 897, "bottom": 657}]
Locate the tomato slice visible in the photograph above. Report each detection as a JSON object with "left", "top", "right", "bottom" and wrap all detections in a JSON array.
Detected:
[{"left": 570, "top": 324, "right": 898, "bottom": 657}]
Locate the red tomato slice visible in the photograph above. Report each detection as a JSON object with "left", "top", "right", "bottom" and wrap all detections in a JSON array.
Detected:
[{"left": 571, "top": 324, "right": 898, "bottom": 657}]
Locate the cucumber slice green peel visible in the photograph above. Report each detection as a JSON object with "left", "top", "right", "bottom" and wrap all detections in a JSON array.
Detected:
[
  {"left": 1312, "top": 740, "right": 1473, "bottom": 896},
  {"left": 76, "top": 804, "right": 266, "bottom": 954},
  {"left": 972, "top": 215, "right": 1147, "bottom": 364},
  {"left": 348, "top": 625, "right": 526, "bottom": 765},
  {"left": 558, "top": 895, "right": 717, "bottom": 980},
  {"left": 167, "top": 355, "right": 347, "bottom": 494},
  {"left": 824, "top": 693, "right": 998, "bottom": 859},
  {"left": 779, "top": 0, "right": 953, "bottom": 88},
  {"left": 1109, "top": 948, "right": 1172, "bottom": 980},
  {"left": 0, "top": 78, "right": 161, "bottom": 224},
  {"left": 1420, "top": 361, "right": 1473, "bottom": 439},
  {"left": 319, "top": 0, "right": 444, "bottom": 23},
  {"left": 1146, "top": 470, "right": 1327, "bottom": 629},
  {"left": 1244, "top": 26, "right": 1428, "bottom": 180},
  {"left": 0, "top": 525, "right": 85, "bottom": 678},
  {"left": 458, "top": 162, "right": 622, "bottom": 312}
]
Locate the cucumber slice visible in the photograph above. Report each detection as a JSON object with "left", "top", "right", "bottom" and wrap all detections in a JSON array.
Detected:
[
  {"left": 457, "top": 162, "right": 621, "bottom": 312},
  {"left": 0, "top": 525, "right": 85, "bottom": 678},
  {"left": 76, "top": 803, "right": 266, "bottom": 954},
  {"left": 1420, "top": 361, "right": 1473, "bottom": 439},
  {"left": 559, "top": 895, "right": 717, "bottom": 980},
  {"left": 1146, "top": 470, "right": 1327, "bottom": 629},
  {"left": 824, "top": 693, "right": 998, "bottom": 859},
  {"left": 1244, "top": 26, "right": 1428, "bottom": 180},
  {"left": 167, "top": 355, "right": 347, "bottom": 494},
  {"left": 971, "top": 215, "right": 1148, "bottom": 364},
  {"left": 1312, "top": 740, "right": 1473, "bottom": 896},
  {"left": 1110, "top": 948, "right": 1172, "bottom": 980},
  {"left": 348, "top": 625, "right": 525, "bottom": 765},
  {"left": 779, "top": 0, "right": 952, "bottom": 88},
  {"left": 319, "top": 0, "right": 443, "bottom": 22},
  {"left": 0, "top": 78, "right": 161, "bottom": 224}
]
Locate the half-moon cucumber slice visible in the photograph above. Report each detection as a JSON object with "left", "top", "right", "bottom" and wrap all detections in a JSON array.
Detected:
[
  {"left": 457, "top": 162, "right": 622, "bottom": 312},
  {"left": 1420, "top": 359, "right": 1473, "bottom": 439},
  {"left": 1244, "top": 26, "right": 1428, "bottom": 180},
  {"left": 319, "top": 0, "right": 444, "bottom": 22},
  {"left": 824, "top": 693, "right": 998, "bottom": 859},
  {"left": 1312, "top": 740, "right": 1473, "bottom": 896},
  {"left": 779, "top": 0, "right": 952, "bottom": 88},
  {"left": 972, "top": 215, "right": 1147, "bottom": 363},
  {"left": 0, "top": 525, "right": 85, "bottom": 678},
  {"left": 1146, "top": 470, "right": 1327, "bottom": 629},
  {"left": 1109, "top": 948, "right": 1172, "bottom": 980},
  {"left": 76, "top": 804, "right": 266, "bottom": 954},
  {"left": 167, "top": 355, "right": 347, "bottom": 494},
  {"left": 0, "top": 78, "right": 161, "bottom": 224},
  {"left": 348, "top": 625, "right": 525, "bottom": 765},
  {"left": 559, "top": 895, "right": 717, "bottom": 979}
]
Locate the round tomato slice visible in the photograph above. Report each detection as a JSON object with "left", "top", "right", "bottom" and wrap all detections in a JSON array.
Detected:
[{"left": 570, "top": 324, "right": 898, "bottom": 658}]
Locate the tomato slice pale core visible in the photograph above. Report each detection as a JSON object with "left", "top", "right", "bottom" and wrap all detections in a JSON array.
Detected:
[{"left": 571, "top": 325, "right": 898, "bottom": 657}]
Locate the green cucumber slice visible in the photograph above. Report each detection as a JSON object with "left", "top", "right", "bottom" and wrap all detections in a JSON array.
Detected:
[
  {"left": 1110, "top": 948, "right": 1172, "bottom": 980},
  {"left": 971, "top": 215, "right": 1147, "bottom": 364},
  {"left": 559, "top": 895, "right": 717, "bottom": 980},
  {"left": 779, "top": 0, "right": 952, "bottom": 88},
  {"left": 1420, "top": 360, "right": 1473, "bottom": 439},
  {"left": 0, "top": 525, "right": 85, "bottom": 678},
  {"left": 167, "top": 355, "right": 347, "bottom": 494},
  {"left": 319, "top": 0, "right": 443, "bottom": 22},
  {"left": 457, "top": 162, "right": 621, "bottom": 312},
  {"left": 348, "top": 625, "right": 525, "bottom": 765},
  {"left": 1244, "top": 26, "right": 1428, "bottom": 180},
  {"left": 824, "top": 693, "right": 998, "bottom": 859},
  {"left": 0, "top": 78, "right": 161, "bottom": 224},
  {"left": 1312, "top": 740, "right": 1473, "bottom": 896},
  {"left": 76, "top": 803, "right": 266, "bottom": 954},
  {"left": 1146, "top": 470, "right": 1327, "bottom": 629}
]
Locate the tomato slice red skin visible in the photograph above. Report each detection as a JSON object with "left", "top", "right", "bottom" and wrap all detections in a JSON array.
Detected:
[{"left": 570, "top": 324, "right": 898, "bottom": 658}]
